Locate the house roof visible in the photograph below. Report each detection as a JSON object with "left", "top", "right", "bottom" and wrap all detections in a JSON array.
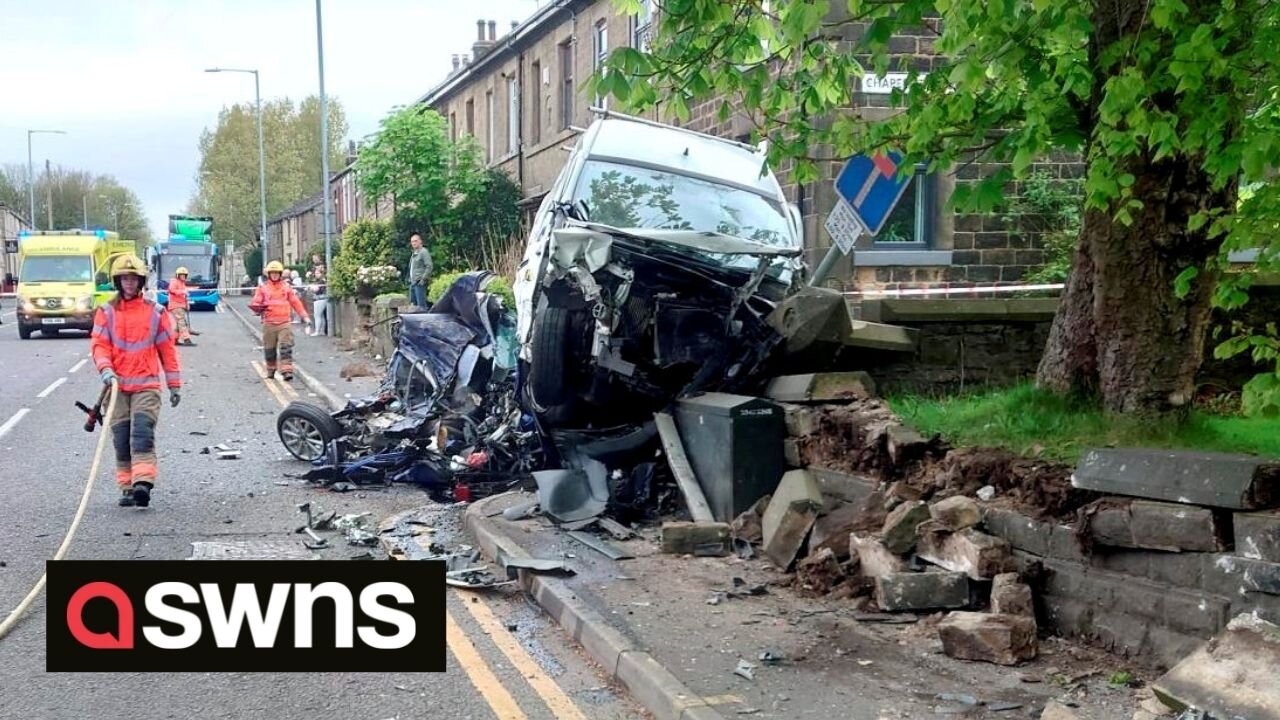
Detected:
[
  {"left": 415, "top": 0, "right": 577, "bottom": 108},
  {"left": 267, "top": 190, "right": 324, "bottom": 225}
]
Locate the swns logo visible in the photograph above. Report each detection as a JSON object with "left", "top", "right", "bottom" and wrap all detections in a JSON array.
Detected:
[{"left": 47, "top": 560, "right": 445, "bottom": 672}]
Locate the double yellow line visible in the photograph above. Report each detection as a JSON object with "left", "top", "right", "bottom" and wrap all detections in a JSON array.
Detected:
[
  {"left": 250, "top": 360, "right": 298, "bottom": 408},
  {"left": 402, "top": 535, "right": 589, "bottom": 720}
]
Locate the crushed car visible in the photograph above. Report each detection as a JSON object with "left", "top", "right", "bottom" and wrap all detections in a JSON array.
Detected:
[
  {"left": 513, "top": 111, "right": 806, "bottom": 428},
  {"left": 275, "top": 272, "right": 545, "bottom": 498}
]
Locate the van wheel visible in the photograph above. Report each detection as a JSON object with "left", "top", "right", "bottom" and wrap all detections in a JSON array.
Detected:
[
  {"left": 529, "top": 306, "right": 572, "bottom": 408},
  {"left": 18, "top": 325, "right": 32, "bottom": 340}
]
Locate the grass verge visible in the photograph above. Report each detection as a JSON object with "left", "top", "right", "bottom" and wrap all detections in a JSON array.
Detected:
[{"left": 889, "top": 382, "right": 1280, "bottom": 464}]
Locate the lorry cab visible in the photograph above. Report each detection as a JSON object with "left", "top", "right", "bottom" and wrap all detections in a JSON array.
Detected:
[{"left": 15, "top": 229, "right": 132, "bottom": 339}]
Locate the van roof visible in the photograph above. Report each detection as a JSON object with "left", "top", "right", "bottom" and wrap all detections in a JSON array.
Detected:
[{"left": 584, "top": 117, "right": 781, "bottom": 198}]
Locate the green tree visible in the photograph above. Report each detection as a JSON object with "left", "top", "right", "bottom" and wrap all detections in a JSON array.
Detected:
[
  {"left": 597, "top": 0, "right": 1280, "bottom": 419},
  {"left": 0, "top": 162, "right": 150, "bottom": 244},
  {"left": 189, "top": 96, "right": 348, "bottom": 254},
  {"left": 356, "top": 106, "right": 490, "bottom": 269}
]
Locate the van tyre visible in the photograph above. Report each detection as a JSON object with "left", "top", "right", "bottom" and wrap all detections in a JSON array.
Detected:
[
  {"left": 18, "top": 324, "right": 32, "bottom": 340},
  {"left": 529, "top": 305, "right": 571, "bottom": 408},
  {"left": 277, "top": 401, "right": 343, "bottom": 462}
]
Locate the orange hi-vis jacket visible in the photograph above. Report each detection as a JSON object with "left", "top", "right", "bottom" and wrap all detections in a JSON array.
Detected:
[
  {"left": 168, "top": 276, "right": 190, "bottom": 310},
  {"left": 250, "top": 279, "right": 308, "bottom": 325},
  {"left": 91, "top": 296, "right": 182, "bottom": 393}
]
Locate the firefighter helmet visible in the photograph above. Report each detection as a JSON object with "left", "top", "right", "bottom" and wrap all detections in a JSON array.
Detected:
[
  {"left": 265, "top": 261, "right": 285, "bottom": 275},
  {"left": 110, "top": 254, "right": 148, "bottom": 295},
  {"left": 175, "top": 266, "right": 189, "bottom": 277},
  {"left": 111, "top": 254, "right": 148, "bottom": 279}
]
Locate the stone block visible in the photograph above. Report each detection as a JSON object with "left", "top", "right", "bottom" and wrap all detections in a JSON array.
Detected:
[
  {"left": 783, "top": 437, "right": 802, "bottom": 468},
  {"left": 1085, "top": 499, "right": 1226, "bottom": 552},
  {"left": 809, "top": 467, "right": 879, "bottom": 508},
  {"left": 796, "top": 547, "right": 845, "bottom": 596},
  {"left": 875, "top": 571, "right": 969, "bottom": 612},
  {"left": 885, "top": 424, "right": 929, "bottom": 467},
  {"left": 660, "top": 522, "right": 731, "bottom": 556},
  {"left": 991, "top": 573, "right": 1035, "bottom": 618},
  {"left": 762, "top": 469, "right": 822, "bottom": 549},
  {"left": 763, "top": 500, "right": 819, "bottom": 571},
  {"left": 810, "top": 503, "right": 861, "bottom": 560},
  {"left": 851, "top": 534, "right": 907, "bottom": 578},
  {"left": 1236, "top": 510, "right": 1280, "bottom": 563},
  {"left": 917, "top": 526, "right": 1016, "bottom": 580},
  {"left": 730, "top": 495, "right": 770, "bottom": 545},
  {"left": 1214, "top": 555, "right": 1280, "bottom": 596},
  {"left": 780, "top": 403, "right": 822, "bottom": 437},
  {"left": 937, "top": 612, "right": 1037, "bottom": 666},
  {"left": 881, "top": 500, "right": 931, "bottom": 555},
  {"left": 1073, "top": 448, "right": 1280, "bottom": 510},
  {"left": 982, "top": 506, "right": 1085, "bottom": 563},
  {"left": 1154, "top": 614, "right": 1280, "bottom": 720},
  {"left": 765, "top": 371, "right": 878, "bottom": 403},
  {"left": 931, "top": 495, "right": 982, "bottom": 531}
]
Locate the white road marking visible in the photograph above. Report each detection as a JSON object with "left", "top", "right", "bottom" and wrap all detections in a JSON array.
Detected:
[
  {"left": 37, "top": 377, "right": 68, "bottom": 398},
  {"left": 69, "top": 358, "right": 89, "bottom": 373},
  {"left": 0, "top": 409, "right": 30, "bottom": 439}
]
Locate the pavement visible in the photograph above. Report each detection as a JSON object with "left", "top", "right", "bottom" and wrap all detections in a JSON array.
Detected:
[
  {"left": 459, "top": 492, "right": 1161, "bottom": 720},
  {"left": 0, "top": 299, "right": 643, "bottom": 720}
]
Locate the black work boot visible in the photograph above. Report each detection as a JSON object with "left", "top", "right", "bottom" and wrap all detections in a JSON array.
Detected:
[
  {"left": 282, "top": 372, "right": 294, "bottom": 382},
  {"left": 131, "top": 482, "right": 153, "bottom": 508},
  {"left": 118, "top": 489, "right": 136, "bottom": 507},
  {"left": 182, "top": 340, "right": 197, "bottom": 347},
  {"left": 266, "top": 369, "right": 275, "bottom": 379}
]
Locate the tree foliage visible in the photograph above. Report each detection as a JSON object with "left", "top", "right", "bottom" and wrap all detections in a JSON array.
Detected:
[
  {"left": 189, "top": 96, "right": 348, "bottom": 253},
  {"left": 597, "top": 0, "right": 1280, "bottom": 416},
  {"left": 0, "top": 163, "right": 151, "bottom": 244},
  {"left": 357, "top": 107, "right": 521, "bottom": 273}
]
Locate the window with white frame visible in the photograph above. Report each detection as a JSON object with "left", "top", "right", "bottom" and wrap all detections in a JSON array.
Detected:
[
  {"left": 593, "top": 20, "right": 608, "bottom": 109},
  {"left": 631, "top": 0, "right": 652, "bottom": 50}
]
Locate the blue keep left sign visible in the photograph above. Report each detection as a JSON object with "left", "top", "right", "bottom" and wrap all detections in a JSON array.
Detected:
[{"left": 834, "top": 151, "right": 912, "bottom": 237}]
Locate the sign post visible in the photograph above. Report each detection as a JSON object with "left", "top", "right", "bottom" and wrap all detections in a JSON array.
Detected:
[{"left": 809, "top": 150, "right": 914, "bottom": 287}]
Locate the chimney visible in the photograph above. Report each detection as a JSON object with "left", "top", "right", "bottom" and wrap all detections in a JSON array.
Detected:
[
  {"left": 488, "top": 20, "right": 496, "bottom": 41},
  {"left": 510, "top": 20, "right": 518, "bottom": 33},
  {"left": 451, "top": 54, "right": 460, "bottom": 74},
  {"left": 473, "top": 18, "right": 496, "bottom": 59}
]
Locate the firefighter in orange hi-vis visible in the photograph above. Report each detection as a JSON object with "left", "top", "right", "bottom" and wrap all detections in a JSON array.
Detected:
[
  {"left": 167, "top": 266, "right": 196, "bottom": 346},
  {"left": 91, "top": 254, "right": 183, "bottom": 508},
  {"left": 249, "top": 260, "right": 310, "bottom": 381}
]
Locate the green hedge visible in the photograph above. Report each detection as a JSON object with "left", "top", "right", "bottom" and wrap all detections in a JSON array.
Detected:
[{"left": 427, "top": 272, "right": 516, "bottom": 308}]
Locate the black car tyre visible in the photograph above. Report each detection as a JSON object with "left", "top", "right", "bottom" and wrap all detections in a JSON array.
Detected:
[
  {"left": 529, "top": 305, "right": 572, "bottom": 408},
  {"left": 277, "top": 401, "right": 343, "bottom": 462}
]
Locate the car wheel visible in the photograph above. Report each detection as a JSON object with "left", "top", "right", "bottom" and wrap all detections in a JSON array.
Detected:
[
  {"left": 529, "top": 305, "right": 572, "bottom": 408},
  {"left": 277, "top": 401, "right": 343, "bottom": 462}
]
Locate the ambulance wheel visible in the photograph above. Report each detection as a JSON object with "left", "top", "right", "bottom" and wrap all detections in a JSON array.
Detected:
[{"left": 277, "top": 401, "right": 342, "bottom": 462}]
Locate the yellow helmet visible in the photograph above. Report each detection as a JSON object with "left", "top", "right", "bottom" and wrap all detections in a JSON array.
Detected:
[
  {"left": 175, "top": 266, "right": 189, "bottom": 277},
  {"left": 265, "top": 261, "right": 285, "bottom": 274},
  {"left": 110, "top": 254, "right": 148, "bottom": 279}
]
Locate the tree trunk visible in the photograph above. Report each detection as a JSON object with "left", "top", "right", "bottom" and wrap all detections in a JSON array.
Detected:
[{"left": 1036, "top": 159, "right": 1227, "bottom": 416}]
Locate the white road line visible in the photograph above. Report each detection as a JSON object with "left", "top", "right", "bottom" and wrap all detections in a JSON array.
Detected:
[
  {"left": 70, "top": 358, "right": 89, "bottom": 373},
  {"left": 37, "top": 377, "right": 68, "bottom": 398},
  {"left": 0, "top": 409, "right": 30, "bottom": 439}
]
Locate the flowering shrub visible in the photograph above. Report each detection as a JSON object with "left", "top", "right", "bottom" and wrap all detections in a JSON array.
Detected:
[{"left": 356, "top": 265, "right": 400, "bottom": 286}]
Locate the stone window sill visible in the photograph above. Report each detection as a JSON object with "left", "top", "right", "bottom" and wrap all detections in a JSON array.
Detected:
[{"left": 852, "top": 250, "right": 954, "bottom": 266}]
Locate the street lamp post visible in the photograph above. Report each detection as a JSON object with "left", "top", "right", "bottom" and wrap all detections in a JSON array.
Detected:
[
  {"left": 315, "top": 0, "right": 334, "bottom": 278},
  {"left": 204, "top": 68, "right": 268, "bottom": 267},
  {"left": 27, "top": 129, "right": 67, "bottom": 230}
]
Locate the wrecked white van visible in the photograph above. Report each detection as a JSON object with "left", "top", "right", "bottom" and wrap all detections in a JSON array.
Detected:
[{"left": 513, "top": 112, "right": 804, "bottom": 427}]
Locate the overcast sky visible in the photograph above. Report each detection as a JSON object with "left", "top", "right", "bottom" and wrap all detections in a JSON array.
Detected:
[{"left": 0, "top": 0, "right": 543, "bottom": 235}]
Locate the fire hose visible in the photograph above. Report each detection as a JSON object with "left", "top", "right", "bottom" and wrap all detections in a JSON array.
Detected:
[{"left": 0, "top": 381, "right": 119, "bottom": 641}]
